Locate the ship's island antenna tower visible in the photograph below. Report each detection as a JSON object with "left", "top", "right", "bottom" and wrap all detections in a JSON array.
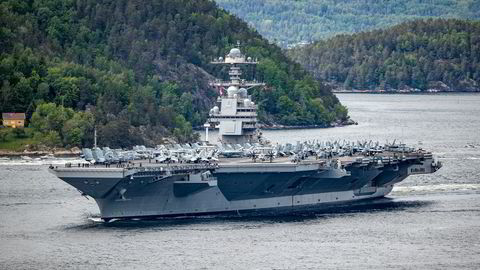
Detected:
[{"left": 206, "top": 43, "right": 265, "bottom": 144}]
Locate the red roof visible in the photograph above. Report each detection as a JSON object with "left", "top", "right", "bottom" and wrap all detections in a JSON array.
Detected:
[{"left": 2, "top": 113, "right": 26, "bottom": 120}]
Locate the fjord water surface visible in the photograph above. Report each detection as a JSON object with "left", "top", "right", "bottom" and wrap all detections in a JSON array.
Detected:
[{"left": 1, "top": 93, "right": 479, "bottom": 269}]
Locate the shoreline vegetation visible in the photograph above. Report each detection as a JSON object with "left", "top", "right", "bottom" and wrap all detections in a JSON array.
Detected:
[
  {"left": 2, "top": 2, "right": 477, "bottom": 154},
  {"left": 1, "top": 0, "right": 348, "bottom": 151},
  {"left": 1, "top": 118, "right": 358, "bottom": 155},
  {"left": 216, "top": 0, "right": 479, "bottom": 47},
  {"left": 288, "top": 19, "right": 480, "bottom": 93},
  {"left": 257, "top": 118, "right": 358, "bottom": 130},
  {"left": 0, "top": 148, "right": 81, "bottom": 157}
]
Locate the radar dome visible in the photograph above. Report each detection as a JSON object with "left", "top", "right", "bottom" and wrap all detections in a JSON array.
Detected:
[
  {"left": 238, "top": 88, "right": 247, "bottom": 98},
  {"left": 247, "top": 57, "right": 252, "bottom": 62},
  {"left": 229, "top": 48, "right": 241, "bottom": 57},
  {"left": 243, "top": 99, "right": 251, "bottom": 107},
  {"left": 227, "top": 86, "right": 238, "bottom": 97},
  {"left": 212, "top": 106, "right": 219, "bottom": 114}
]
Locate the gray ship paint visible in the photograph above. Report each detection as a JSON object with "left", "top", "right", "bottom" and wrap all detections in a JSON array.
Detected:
[
  {"left": 48, "top": 47, "right": 441, "bottom": 220},
  {"left": 50, "top": 151, "right": 439, "bottom": 220},
  {"left": 2, "top": 93, "right": 479, "bottom": 270}
]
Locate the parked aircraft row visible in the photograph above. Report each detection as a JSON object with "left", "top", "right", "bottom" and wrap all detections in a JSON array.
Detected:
[{"left": 80, "top": 140, "right": 407, "bottom": 164}]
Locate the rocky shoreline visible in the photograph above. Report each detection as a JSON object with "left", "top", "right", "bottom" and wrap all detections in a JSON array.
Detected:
[
  {"left": 2, "top": 120, "right": 358, "bottom": 157},
  {"left": 331, "top": 84, "right": 480, "bottom": 94},
  {"left": 0, "top": 148, "right": 81, "bottom": 157},
  {"left": 258, "top": 119, "right": 358, "bottom": 130},
  {"left": 195, "top": 118, "right": 358, "bottom": 131}
]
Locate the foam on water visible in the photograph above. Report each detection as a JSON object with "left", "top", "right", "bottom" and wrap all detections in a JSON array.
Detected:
[
  {"left": 393, "top": 184, "right": 480, "bottom": 195},
  {"left": 2, "top": 93, "right": 480, "bottom": 269}
]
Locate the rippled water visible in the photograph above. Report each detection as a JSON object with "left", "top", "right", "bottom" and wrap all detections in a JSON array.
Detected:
[{"left": 1, "top": 93, "right": 480, "bottom": 269}]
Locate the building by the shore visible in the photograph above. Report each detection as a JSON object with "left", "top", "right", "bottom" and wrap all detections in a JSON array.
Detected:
[{"left": 2, "top": 113, "right": 26, "bottom": 128}]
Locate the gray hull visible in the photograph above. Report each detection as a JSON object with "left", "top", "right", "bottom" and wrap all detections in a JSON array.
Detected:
[{"left": 52, "top": 157, "right": 436, "bottom": 220}]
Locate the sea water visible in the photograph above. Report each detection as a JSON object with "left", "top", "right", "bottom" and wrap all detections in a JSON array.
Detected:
[{"left": 1, "top": 93, "right": 479, "bottom": 269}]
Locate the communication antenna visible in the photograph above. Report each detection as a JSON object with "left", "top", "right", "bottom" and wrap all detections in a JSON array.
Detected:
[{"left": 94, "top": 126, "right": 97, "bottom": 148}]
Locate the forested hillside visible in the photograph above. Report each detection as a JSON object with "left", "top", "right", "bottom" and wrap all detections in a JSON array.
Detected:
[
  {"left": 216, "top": 0, "right": 480, "bottom": 47},
  {"left": 0, "top": 0, "right": 346, "bottom": 149},
  {"left": 288, "top": 19, "right": 480, "bottom": 92}
]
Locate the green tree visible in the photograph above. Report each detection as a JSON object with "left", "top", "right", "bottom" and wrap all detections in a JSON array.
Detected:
[
  {"left": 62, "top": 111, "right": 94, "bottom": 146},
  {"left": 0, "top": 0, "right": 350, "bottom": 148},
  {"left": 289, "top": 19, "right": 480, "bottom": 92},
  {"left": 38, "top": 130, "right": 62, "bottom": 148}
]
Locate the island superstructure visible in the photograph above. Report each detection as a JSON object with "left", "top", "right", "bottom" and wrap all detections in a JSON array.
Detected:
[
  {"left": 49, "top": 46, "right": 442, "bottom": 221},
  {"left": 207, "top": 47, "right": 265, "bottom": 144}
]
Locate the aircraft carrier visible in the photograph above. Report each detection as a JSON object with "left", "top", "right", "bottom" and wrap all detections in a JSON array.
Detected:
[{"left": 49, "top": 46, "right": 442, "bottom": 221}]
